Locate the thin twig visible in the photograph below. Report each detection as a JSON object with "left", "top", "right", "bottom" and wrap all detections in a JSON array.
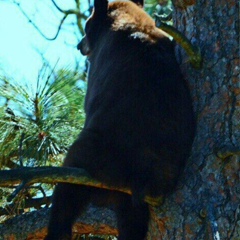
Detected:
[
  {"left": 18, "top": 133, "right": 25, "bottom": 167},
  {"left": 7, "top": 181, "right": 27, "bottom": 202}
]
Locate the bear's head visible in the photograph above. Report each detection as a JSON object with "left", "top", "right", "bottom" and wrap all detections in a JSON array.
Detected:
[{"left": 77, "top": 0, "right": 169, "bottom": 57}]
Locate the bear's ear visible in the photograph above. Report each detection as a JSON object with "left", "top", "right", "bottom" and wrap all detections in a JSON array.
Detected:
[
  {"left": 131, "top": 0, "right": 144, "bottom": 7},
  {"left": 94, "top": 0, "right": 108, "bottom": 17}
]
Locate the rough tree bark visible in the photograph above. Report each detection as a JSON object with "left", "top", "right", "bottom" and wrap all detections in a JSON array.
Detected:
[
  {"left": 147, "top": 0, "right": 239, "bottom": 239},
  {"left": 0, "top": 0, "right": 239, "bottom": 239}
]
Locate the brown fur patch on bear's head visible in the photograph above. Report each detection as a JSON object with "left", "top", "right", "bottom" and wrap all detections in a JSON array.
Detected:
[{"left": 108, "top": 1, "right": 169, "bottom": 43}]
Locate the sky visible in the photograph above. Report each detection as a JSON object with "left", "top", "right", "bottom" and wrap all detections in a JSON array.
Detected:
[{"left": 0, "top": 0, "right": 87, "bottom": 83}]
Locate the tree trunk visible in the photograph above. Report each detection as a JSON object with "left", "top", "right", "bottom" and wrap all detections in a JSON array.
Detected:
[{"left": 148, "top": 0, "right": 240, "bottom": 239}]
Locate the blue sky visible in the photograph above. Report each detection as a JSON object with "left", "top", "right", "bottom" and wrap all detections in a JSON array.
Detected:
[{"left": 0, "top": 0, "right": 86, "bottom": 83}]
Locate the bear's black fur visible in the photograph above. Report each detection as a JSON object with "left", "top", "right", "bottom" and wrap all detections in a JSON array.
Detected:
[{"left": 45, "top": 0, "right": 195, "bottom": 239}]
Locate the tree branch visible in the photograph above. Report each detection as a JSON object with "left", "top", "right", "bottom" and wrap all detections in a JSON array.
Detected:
[
  {"left": 50, "top": 14, "right": 68, "bottom": 41},
  {"left": 51, "top": 0, "right": 84, "bottom": 16},
  {"left": 51, "top": 0, "right": 65, "bottom": 13},
  {"left": 0, "top": 167, "right": 163, "bottom": 206},
  {"left": 13, "top": 0, "right": 87, "bottom": 40},
  {"left": 12, "top": 1, "right": 57, "bottom": 41},
  {"left": 0, "top": 207, "right": 118, "bottom": 239},
  {"left": 155, "top": 14, "right": 203, "bottom": 69},
  {"left": 50, "top": 0, "right": 88, "bottom": 37}
]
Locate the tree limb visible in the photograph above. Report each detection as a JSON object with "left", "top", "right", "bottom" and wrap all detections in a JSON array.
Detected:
[
  {"left": 0, "top": 167, "right": 163, "bottom": 206},
  {"left": 155, "top": 14, "right": 203, "bottom": 69},
  {"left": 0, "top": 207, "right": 118, "bottom": 239}
]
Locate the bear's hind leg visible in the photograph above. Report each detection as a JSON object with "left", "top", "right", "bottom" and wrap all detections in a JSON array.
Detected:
[
  {"left": 45, "top": 184, "right": 91, "bottom": 240},
  {"left": 116, "top": 194, "right": 150, "bottom": 240}
]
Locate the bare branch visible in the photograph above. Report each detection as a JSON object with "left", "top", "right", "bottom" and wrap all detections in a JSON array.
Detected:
[
  {"left": 18, "top": 133, "right": 25, "bottom": 167},
  {"left": 75, "top": 0, "right": 80, "bottom": 10},
  {"left": 50, "top": 14, "right": 68, "bottom": 41},
  {"left": 0, "top": 167, "right": 163, "bottom": 206},
  {"left": 12, "top": 1, "right": 56, "bottom": 40},
  {"left": 51, "top": 0, "right": 65, "bottom": 13},
  {"left": 76, "top": 14, "right": 85, "bottom": 36},
  {"left": 7, "top": 181, "right": 27, "bottom": 202},
  {"left": 50, "top": 0, "right": 88, "bottom": 36},
  {"left": 12, "top": 0, "right": 88, "bottom": 40},
  {"left": 51, "top": 0, "right": 83, "bottom": 16},
  {"left": 155, "top": 14, "right": 203, "bottom": 69}
]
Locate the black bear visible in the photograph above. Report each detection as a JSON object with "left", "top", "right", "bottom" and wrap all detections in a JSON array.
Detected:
[{"left": 45, "top": 0, "right": 195, "bottom": 239}]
